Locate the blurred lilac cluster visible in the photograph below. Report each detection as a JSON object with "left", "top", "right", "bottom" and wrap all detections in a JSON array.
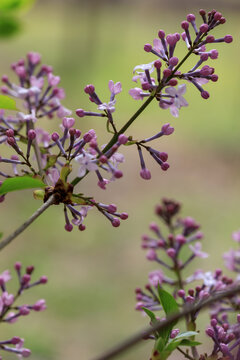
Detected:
[
  {"left": 0, "top": 262, "right": 47, "bottom": 358},
  {"left": 135, "top": 199, "right": 240, "bottom": 359}
]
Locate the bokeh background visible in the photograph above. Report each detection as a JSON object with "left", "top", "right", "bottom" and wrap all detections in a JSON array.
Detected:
[{"left": 0, "top": 0, "right": 240, "bottom": 359}]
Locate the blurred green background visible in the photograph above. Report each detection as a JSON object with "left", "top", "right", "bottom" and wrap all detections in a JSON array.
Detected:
[{"left": 0, "top": 0, "right": 240, "bottom": 359}]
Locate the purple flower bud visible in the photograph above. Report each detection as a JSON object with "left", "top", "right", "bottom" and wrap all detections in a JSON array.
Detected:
[
  {"left": 84, "top": 84, "right": 95, "bottom": 94},
  {"left": 79, "top": 224, "right": 86, "bottom": 231},
  {"left": 206, "top": 35, "right": 215, "bottom": 43},
  {"left": 181, "top": 21, "right": 189, "bottom": 30},
  {"left": 187, "top": 13, "right": 196, "bottom": 22},
  {"left": 15, "top": 262, "right": 22, "bottom": 271},
  {"left": 26, "top": 266, "right": 34, "bottom": 275},
  {"left": 161, "top": 163, "right": 170, "bottom": 171},
  {"left": 168, "top": 79, "right": 178, "bottom": 86},
  {"left": 83, "top": 132, "right": 93, "bottom": 142},
  {"left": 211, "top": 318, "right": 217, "bottom": 327},
  {"left": 48, "top": 73, "right": 60, "bottom": 87},
  {"left": 1, "top": 75, "right": 8, "bottom": 83},
  {"left": 178, "top": 289, "right": 185, "bottom": 298},
  {"left": 210, "top": 49, "right": 218, "bottom": 59},
  {"left": 199, "top": 9, "right": 206, "bottom": 16},
  {"left": 6, "top": 129, "right": 14, "bottom": 137},
  {"left": 142, "top": 82, "right": 151, "bottom": 90},
  {"left": 166, "top": 34, "right": 177, "bottom": 46},
  {"left": 140, "top": 168, "right": 151, "bottom": 180},
  {"left": 65, "top": 224, "right": 73, "bottom": 232},
  {"left": 214, "top": 12, "right": 222, "bottom": 21},
  {"left": 76, "top": 108, "right": 85, "bottom": 117},
  {"left": 201, "top": 91, "right": 210, "bottom": 99},
  {"left": 158, "top": 152, "right": 168, "bottom": 162},
  {"left": 206, "top": 328, "right": 215, "bottom": 338},
  {"left": 51, "top": 132, "right": 60, "bottom": 141},
  {"left": 118, "top": 134, "right": 128, "bottom": 145},
  {"left": 114, "top": 170, "right": 123, "bottom": 179},
  {"left": 22, "top": 274, "right": 31, "bottom": 285},
  {"left": 120, "top": 212, "right": 128, "bottom": 220},
  {"left": 211, "top": 74, "right": 218, "bottom": 82},
  {"left": 169, "top": 57, "right": 179, "bottom": 66},
  {"left": 108, "top": 204, "right": 117, "bottom": 213},
  {"left": 146, "top": 249, "right": 157, "bottom": 261},
  {"left": 39, "top": 276, "right": 48, "bottom": 284},
  {"left": 170, "top": 329, "right": 180, "bottom": 338},
  {"left": 154, "top": 60, "right": 162, "bottom": 69},
  {"left": 200, "top": 53, "right": 208, "bottom": 61},
  {"left": 161, "top": 123, "right": 174, "bottom": 135},
  {"left": 20, "top": 306, "right": 30, "bottom": 316},
  {"left": 144, "top": 44, "right": 152, "bottom": 52},
  {"left": 158, "top": 30, "right": 165, "bottom": 39},
  {"left": 27, "top": 52, "right": 41, "bottom": 65},
  {"left": 112, "top": 218, "right": 120, "bottom": 227},
  {"left": 176, "top": 234, "right": 186, "bottom": 245},
  {"left": 11, "top": 336, "right": 21, "bottom": 344},
  {"left": 224, "top": 35, "right": 233, "bottom": 43},
  {"left": 21, "top": 349, "right": 31, "bottom": 358},
  {"left": 220, "top": 343, "right": 229, "bottom": 355},
  {"left": 27, "top": 130, "right": 36, "bottom": 140},
  {"left": 199, "top": 23, "right": 209, "bottom": 33},
  {"left": 167, "top": 248, "right": 176, "bottom": 258},
  {"left": 63, "top": 117, "right": 75, "bottom": 129},
  {"left": 163, "top": 69, "right": 172, "bottom": 78}
]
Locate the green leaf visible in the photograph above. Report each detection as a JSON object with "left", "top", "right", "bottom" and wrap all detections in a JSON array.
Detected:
[
  {"left": 0, "top": 14, "right": 21, "bottom": 37},
  {"left": 156, "top": 287, "right": 179, "bottom": 344},
  {"left": 172, "top": 331, "right": 199, "bottom": 340},
  {"left": 0, "top": 95, "right": 18, "bottom": 110},
  {"left": 157, "top": 287, "right": 179, "bottom": 317},
  {"left": 0, "top": 0, "right": 35, "bottom": 12},
  {"left": 155, "top": 337, "right": 165, "bottom": 353},
  {"left": 0, "top": 233, "right": 3, "bottom": 239},
  {"left": 142, "top": 307, "right": 158, "bottom": 323},
  {"left": 0, "top": 176, "right": 45, "bottom": 195},
  {"left": 179, "top": 339, "right": 201, "bottom": 347}
]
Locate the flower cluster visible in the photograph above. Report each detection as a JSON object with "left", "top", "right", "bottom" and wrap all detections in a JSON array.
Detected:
[
  {"left": 0, "top": 9, "right": 233, "bottom": 234},
  {"left": 130, "top": 9, "right": 233, "bottom": 117},
  {"left": 135, "top": 199, "right": 240, "bottom": 360},
  {"left": 0, "top": 262, "right": 47, "bottom": 359}
]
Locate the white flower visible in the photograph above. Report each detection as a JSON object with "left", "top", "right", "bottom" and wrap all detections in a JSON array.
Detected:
[
  {"left": 132, "top": 61, "right": 155, "bottom": 83},
  {"left": 98, "top": 99, "right": 116, "bottom": 113},
  {"left": 75, "top": 152, "right": 98, "bottom": 177},
  {"left": 164, "top": 84, "right": 188, "bottom": 117}
]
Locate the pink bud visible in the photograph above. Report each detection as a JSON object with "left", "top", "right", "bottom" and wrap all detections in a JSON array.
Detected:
[
  {"left": 214, "top": 12, "right": 222, "bottom": 21},
  {"left": 65, "top": 224, "right": 73, "bottom": 232},
  {"left": 20, "top": 306, "right": 30, "bottom": 316},
  {"left": 163, "top": 69, "right": 171, "bottom": 78},
  {"left": 11, "top": 336, "right": 21, "bottom": 344},
  {"left": 112, "top": 218, "right": 120, "bottom": 227},
  {"left": 118, "top": 134, "right": 128, "bottom": 145},
  {"left": 26, "top": 266, "right": 34, "bottom": 275},
  {"left": 27, "top": 130, "right": 36, "bottom": 140},
  {"left": 187, "top": 13, "right": 196, "bottom": 22},
  {"left": 201, "top": 91, "right": 210, "bottom": 99},
  {"left": 22, "top": 274, "right": 31, "bottom": 284},
  {"left": 76, "top": 108, "right": 85, "bottom": 117},
  {"left": 6, "top": 129, "right": 14, "bottom": 137},
  {"left": 51, "top": 132, "right": 59, "bottom": 141},
  {"left": 120, "top": 212, "right": 128, "bottom": 220},
  {"left": 15, "top": 262, "right": 22, "bottom": 271},
  {"left": 211, "top": 74, "right": 218, "bottom": 82},
  {"left": 114, "top": 170, "right": 123, "bottom": 179},
  {"left": 169, "top": 57, "right": 179, "bottom": 66},
  {"left": 63, "top": 117, "right": 75, "bottom": 129},
  {"left": 168, "top": 78, "right": 178, "bottom": 86},
  {"left": 1, "top": 75, "right": 8, "bottom": 83},
  {"left": 84, "top": 84, "right": 95, "bottom": 94},
  {"left": 140, "top": 168, "right": 151, "bottom": 180},
  {"left": 22, "top": 349, "right": 31, "bottom": 358},
  {"left": 206, "top": 35, "right": 215, "bottom": 43},
  {"left": 39, "top": 276, "right": 48, "bottom": 284},
  {"left": 78, "top": 224, "right": 86, "bottom": 231},
  {"left": 161, "top": 163, "right": 170, "bottom": 171},
  {"left": 181, "top": 21, "right": 189, "bottom": 30},
  {"left": 146, "top": 249, "right": 157, "bottom": 261},
  {"left": 144, "top": 44, "right": 152, "bottom": 52},
  {"left": 224, "top": 35, "right": 233, "bottom": 43},
  {"left": 27, "top": 52, "right": 41, "bottom": 65},
  {"left": 108, "top": 204, "right": 117, "bottom": 213},
  {"left": 161, "top": 123, "right": 174, "bottom": 135},
  {"left": 158, "top": 30, "right": 165, "bottom": 39},
  {"left": 154, "top": 60, "right": 162, "bottom": 69},
  {"left": 199, "top": 23, "right": 209, "bottom": 33},
  {"left": 167, "top": 248, "right": 176, "bottom": 258},
  {"left": 200, "top": 53, "right": 208, "bottom": 61}
]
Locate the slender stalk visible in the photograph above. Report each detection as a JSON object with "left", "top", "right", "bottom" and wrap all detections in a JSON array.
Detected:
[
  {"left": 91, "top": 284, "right": 240, "bottom": 360},
  {"left": 177, "top": 347, "right": 194, "bottom": 360},
  {"left": 0, "top": 195, "right": 55, "bottom": 251}
]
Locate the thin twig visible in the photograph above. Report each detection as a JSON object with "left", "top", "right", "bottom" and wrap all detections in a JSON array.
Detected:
[
  {"left": 0, "top": 195, "right": 55, "bottom": 251},
  {"left": 91, "top": 284, "right": 240, "bottom": 360},
  {"left": 177, "top": 346, "right": 194, "bottom": 360}
]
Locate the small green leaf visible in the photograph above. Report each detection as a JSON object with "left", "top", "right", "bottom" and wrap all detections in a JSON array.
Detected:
[
  {"left": 155, "top": 337, "right": 165, "bottom": 353},
  {"left": 142, "top": 307, "right": 158, "bottom": 323},
  {"left": 0, "top": 94, "right": 18, "bottom": 110},
  {"left": 0, "top": 233, "right": 3, "bottom": 239},
  {"left": 156, "top": 287, "right": 179, "bottom": 344},
  {"left": 0, "top": 176, "right": 45, "bottom": 195},
  {"left": 179, "top": 339, "right": 201, "bottom": 347},
  {"left": 158, "top": 287, "right": 179, "bottom": 317},
  {"left": 172, "top": 331, "right": 199, "bottom": 340},
  {"left": 0, "top": 0, "right": 35, "bottom": 12}
]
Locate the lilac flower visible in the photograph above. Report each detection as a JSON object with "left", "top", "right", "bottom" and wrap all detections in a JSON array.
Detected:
[
  {"left": 108, "top": 80, "right": 122, "bottom": 95},
  {"left": 163, "top": 84, "right": 188, "bottom": 117},
  {"left": 98, "top": 99, "right": 116, "bottom": 113},
  {"left": 75, "top": 152, "right": 99, "bottom": 177},
  {"left": 189, "top": 241, "right": 209, "bottom": 258},
  {"left": 232, "top": 230, "right": 240, "bottom": 243},
  {"left": 148, "top": 270, "right": 165, "bottom": 287}
]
